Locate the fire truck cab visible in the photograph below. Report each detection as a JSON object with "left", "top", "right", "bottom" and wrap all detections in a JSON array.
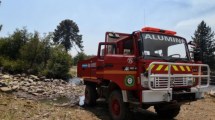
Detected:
[{"left": 77, "top": 27, "right": 210, "bottom": 120}]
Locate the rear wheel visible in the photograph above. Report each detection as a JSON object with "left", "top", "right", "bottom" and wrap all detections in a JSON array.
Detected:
[
  {"left": 84, "top": 84, "right": 97, "bottom": 106},
  {"left": 154, "top": 103, "right": 180, "bottom": 119},
  {"left": 108, "top": 90, "right": 131, "bottom": 120}
]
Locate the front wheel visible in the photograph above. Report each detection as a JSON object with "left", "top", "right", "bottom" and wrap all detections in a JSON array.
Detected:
[
  {"left": 154, "top": 103, "right": 181, "bottom": 119},
  {"left": 108, "top": 90, "right": 131, "bottom": 120}
]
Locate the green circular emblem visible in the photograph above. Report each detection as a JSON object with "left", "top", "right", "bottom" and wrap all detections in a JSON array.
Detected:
[{"left": 124, "top": 75, "right": 135, "bottom": 87}]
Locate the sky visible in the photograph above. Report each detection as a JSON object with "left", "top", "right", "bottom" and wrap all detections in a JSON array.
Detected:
[{"left": 1, "top": 0, "right": 215, "bottom": 56}]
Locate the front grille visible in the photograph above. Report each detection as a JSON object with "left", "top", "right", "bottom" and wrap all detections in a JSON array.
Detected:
[{"left": 153, "top": 77, "right": 188, "bottom": 88}]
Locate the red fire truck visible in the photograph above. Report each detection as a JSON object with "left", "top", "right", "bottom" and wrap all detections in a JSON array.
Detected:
[{"left": 77, "top": 27, "right": 210, "bottom": 120}]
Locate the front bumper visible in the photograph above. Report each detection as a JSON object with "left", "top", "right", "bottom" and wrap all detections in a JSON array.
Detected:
[
  {"left": 141, "top": 62, "right": 210, "bottom": 103},
  {"left": 142, "top": 87, "right": 205, "bottom": 103}
]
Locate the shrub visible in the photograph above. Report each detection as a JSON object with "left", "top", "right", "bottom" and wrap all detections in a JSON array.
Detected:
[
  {"left": 0, "top": 57, "right": 25, "bottom": 74},
  {"left": 42, "top": 46, "right": 72, "bottom": 79}
]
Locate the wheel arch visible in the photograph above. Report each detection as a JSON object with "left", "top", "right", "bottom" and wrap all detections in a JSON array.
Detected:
[
  {"left": 84, "top": 79, "right": 97, "bottom": 86},
  {"left": 108, "top": 82, "right": 122, "bottom": 96}
]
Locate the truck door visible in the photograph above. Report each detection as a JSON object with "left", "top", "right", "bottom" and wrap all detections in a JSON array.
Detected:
[
  {"left": 103, "top": 37, "right": 138, "bottom": 89},
  {"left": 96, "top": 43, "right": 116, "bottom": 79}
]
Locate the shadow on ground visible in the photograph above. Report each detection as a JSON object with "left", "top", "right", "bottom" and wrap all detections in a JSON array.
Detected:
[{"left": 84, "top": 100, "right": 175, "bottom": 120}]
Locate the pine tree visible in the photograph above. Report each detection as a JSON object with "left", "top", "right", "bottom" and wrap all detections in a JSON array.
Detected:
[
  {"left": 53, "top": 19, "right": 83, "bottom": 52},
  {"left": 0, "top": 25, "right": 2, "bottom": 31},
  {"left": 192, "top": 21, "right": 215, "bottom": 69}
]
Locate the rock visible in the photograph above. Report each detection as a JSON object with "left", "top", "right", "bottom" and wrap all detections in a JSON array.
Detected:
[
  {"left": 20, "top": 77, "right": 25, "bottom": 80},
  {"left": 0, "top": 102, "right": 7, "bottom": 106},
  {"left": 61, "top": 80, "right": 67, "bottom": 84},
  {"left": 10, "top": 81, "right": 19, "bottom": 86},
  {"left": 0, "top": 87, "right": 13, "bottom": 92},
  {"left": 209, "top": 90, "right": 215, "bottom": 97},
  {"left": 31, "top": 93, "right": 39, "bottom": 96},
  {"left": 2, "top": 75, "right": 10, "bottom": 79},
  {"left": 21, "top": 73, "right": 27, "bottom": 77},
  {"left": 23, "top": 82, "right": 30, "bottom": 87},
  {"left": 20, "top": 86, "right": 29, "bottom": 92},
  {"left": 44, "top": 79, "right": 51, "bottom": 82},
  {"left": 13, "top": 77, "right": 19, "bottom": 81},
  {"left": 36, "top": 89, "right": 44, "bottom": 93},
  {"left": 39, "top": 76, "right": 46, "bottom": 80},
  {"left": 30, "top": 75, "right": 39, "bottom": 81},
  {"left": 27, "top": 79, "right": 34, "bottom": 83},
  {"left": 52, "top": 79, "right": 58, "bottom": 84},
  {"left": 42, "top": 113, "right": 50, "bottom": 118},
  {"left": 14, "top": 74, "right": 21, "bottom": 77},
  {"left": 0, "top": 82, "right": 7, "bottom": 87},
  {"left": 31, "top": 82, "right": 36, "bottom": 86},
  {"left": 12, "top": 85, "right": 19, "bottom": 90}
]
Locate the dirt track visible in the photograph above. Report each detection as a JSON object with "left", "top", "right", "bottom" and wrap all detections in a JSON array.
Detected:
[
  {"left": 0, "top": 93, "right": 215, "bottom": 120},
  {"left": 86, "top": 95, "right": 215, "bottom": 120}
]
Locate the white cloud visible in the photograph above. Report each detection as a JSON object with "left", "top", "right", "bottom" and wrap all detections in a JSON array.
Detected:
[
  {"left": 190, "top": 0, "right": 215, "bottom": 8},
  {"left": 175, "top": 14, "right": 215, "bottom": 41}
]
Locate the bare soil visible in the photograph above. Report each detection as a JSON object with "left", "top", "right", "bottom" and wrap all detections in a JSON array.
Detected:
[{"left": 0, "top": 92, "right": 215, "bottom": 120}]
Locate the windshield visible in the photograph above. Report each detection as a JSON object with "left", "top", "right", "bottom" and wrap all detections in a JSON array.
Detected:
[{"left": 142, "top": 33, "right": 189, "bottom": 61}]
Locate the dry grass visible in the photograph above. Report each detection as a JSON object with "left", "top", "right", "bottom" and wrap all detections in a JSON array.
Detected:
[
  {"left": 1, "top": 92, "right": 215, "bottom": 120},
  {"left": 0, "top": 93, "right": 99, "bottom": 120}
]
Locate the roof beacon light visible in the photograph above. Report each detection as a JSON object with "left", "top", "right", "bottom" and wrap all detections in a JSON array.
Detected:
[{"left": 141, "top": 27, "right": 176, "bottom": 35}]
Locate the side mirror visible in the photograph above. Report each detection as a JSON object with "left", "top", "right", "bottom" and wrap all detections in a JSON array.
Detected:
[
  {"left": 188, "top": 41, "right": 202, "bottom": 61},
  {"left": 193, "top": 48, "right": 202, "bottom": 62},
  {"left": 188, "top": 41, "right": 196, "bottom": 46}
]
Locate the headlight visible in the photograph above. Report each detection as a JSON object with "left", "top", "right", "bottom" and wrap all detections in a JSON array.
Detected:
[
  {"left": 142, "top": 81, "right": 148, "bottom": 87},
  {"left": 187, "top": 77, "right": 193, "bottom": 86},
  {"left": 141, "top": 76, "right": 154, "bottom": 88}
]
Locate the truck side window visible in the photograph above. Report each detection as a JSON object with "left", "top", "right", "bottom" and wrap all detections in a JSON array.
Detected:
[
  {"left": 123, "top": 39, "right": 134, "bottom": 55},
  {"left": 99, "top": 44, "right": 116, "bottom": 59},
  {"left": 99, "top": 45, "right": 105, "bottom": 58},
  {"left": 107, "top": 45, "right": 116, "bottom": 54}
]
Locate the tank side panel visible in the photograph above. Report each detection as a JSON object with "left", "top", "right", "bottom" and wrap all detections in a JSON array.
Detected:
[{"left": 77, "top": 57, "right": 97, "bottom": 80}]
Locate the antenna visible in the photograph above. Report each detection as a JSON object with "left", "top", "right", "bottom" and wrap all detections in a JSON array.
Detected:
[{"left": 144, "top": 8, "right": 146, "bottom": 27}]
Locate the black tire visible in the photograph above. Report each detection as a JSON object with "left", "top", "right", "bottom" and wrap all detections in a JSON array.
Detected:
[
  {"left": 154, "top": 103, "right": 181, "bottom": 119},
  {"left": 84, "top": 84, "right": 97, "bottom": 106},
  {"left": 108, "top": 91, "right": 131, "bottom": 120}
]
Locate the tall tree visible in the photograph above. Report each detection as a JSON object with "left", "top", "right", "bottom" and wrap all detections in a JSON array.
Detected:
[
  {"left": 53, "top": 19, "right": 83, "bottom": 52},
  {"left": 0, "top": 25, "right": 2, "bottom": 31},
  {"left": 192, "top": 21, "right": 215, "bottom": 69}
]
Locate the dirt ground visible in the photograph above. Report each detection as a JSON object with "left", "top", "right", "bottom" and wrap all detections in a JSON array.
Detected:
[{"left": 0, "top": 93, "right": 215, "bottom": 120}]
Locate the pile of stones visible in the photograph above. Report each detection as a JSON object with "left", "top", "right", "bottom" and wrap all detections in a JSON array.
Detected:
[{"left": 0, "top": 73, "right": 84, "bottom": 101}]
